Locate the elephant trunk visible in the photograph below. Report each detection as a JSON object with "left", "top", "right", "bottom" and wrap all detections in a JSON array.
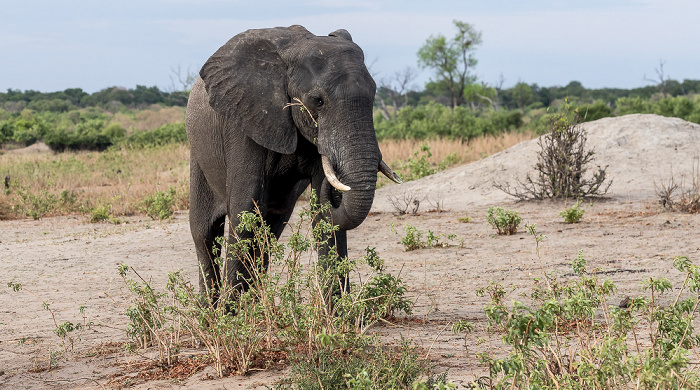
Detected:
[{"left": 319, "top": 103, "right": 378, "bottom": 231}]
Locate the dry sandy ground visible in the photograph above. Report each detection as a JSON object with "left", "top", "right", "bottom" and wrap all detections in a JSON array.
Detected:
[{"left": 1, "top": 114, "right": 699, "bottom": 389}]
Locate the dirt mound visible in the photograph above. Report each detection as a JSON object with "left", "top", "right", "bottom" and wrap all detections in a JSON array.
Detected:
[{"left": 373, "top": 114, "right": 700, "bottom": 212}]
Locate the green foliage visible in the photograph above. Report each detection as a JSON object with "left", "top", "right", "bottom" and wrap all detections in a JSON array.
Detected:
[
  {"left": 0, "top": 105, "right": 187, "bottom": 150},
  {"left": 12, "top": 186, "right": 79, "bottom": 220},
  {"left": 374, "top": 102, "right": 523, "bottom": 141},
  {"left": 397, "top": 143, "right": 464, "bottom": 182},
  {"left": 89, "top": 203, "right": 120, "bottom": 223},
  {"left": 119, "top": 193, "right": 416, "bottom": 380},
  {"left": 123, "top": 123, "right": 187, "bottom": 148},
  {"left": 578, "top": 100, "right": 614, "bottom": 122},
  {"left": 140, "top": 187, "right": 177, "bottom": 220},
  {"left": 474, "top": 253, "right": 700, "bottom": 389},
  {"left": 486, "top": 206, "right": 522, "bottom": 235},
  {"left": 44, "top": 118, "right": 112, "bottom": 151},
  {"left": 418, "top": 20, "right": 482, "bottom": 108},
  {"left": 278, "top": 338, "right": 443, "bottom": 390},
  {"left": 7, "top": 280, "right": 92, "bottom": 352},
  {"left": 559, "top": 200, "right": 585, "bottom": 223},
  {"left": 400, "top": 223, "right": 460, "bottom": 251}
]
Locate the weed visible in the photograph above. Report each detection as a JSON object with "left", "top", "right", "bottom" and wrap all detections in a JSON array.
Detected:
[
  {"left": 278, "top": 337, "right": 443, "bottom": 390},
  {"left": 400, "top": 223, "right": 461, "bottom": 251},
  {"left": 140, "top": 187, "right": 176, "bottom": 220},
  {"left": 89, "top": 204, "right": 112, "bottom": 222},
  {"left": 458, "top": 214, "right": 471, "bottom": 223},
  {"left": 7, "top": 280, "right": 92, "bottom": 352},
  {"left": 401, "top": 224, "right": 424, "bottom": 251},
  {"left": 402, "top": 143, "right": 436, "bottom": 181},
  {"left": 471, "top": 253, "right": 700, "bottom": 389},
  {"left": 486, "top": 206, "right": 522, "bottom": 235},
  {"left": 119, "top": 193, "right": 416, "bottom": 380},
  {"left": 559, "top": 199, "right": 585, "bottom": 223},
  {"left": 388, "top": 191, "right": 422, "bottom": 215},
  {"left": 656, "top": 156, "right": 700, "bottom": 213},
  {"left": 12, "top": 186, "right": 74, "bottom": 220}
]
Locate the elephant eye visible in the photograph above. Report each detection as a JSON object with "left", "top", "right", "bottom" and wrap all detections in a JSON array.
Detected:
[{"left": 314, "top": 97, "right": 324, "bottom": 107}]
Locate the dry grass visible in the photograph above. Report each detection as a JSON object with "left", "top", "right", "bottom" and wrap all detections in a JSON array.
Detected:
[
  {"left": 0, "top": 132, "right": 534, "bottom": 219},
  {"left": 111, "top": 106, "right": 186, "bottom": 133},
  {"left": 379, "top": 131, "right": 535, "bottom": 167},
  {"left": 0, "top": 144, "right": 190, "bottom": 218}
]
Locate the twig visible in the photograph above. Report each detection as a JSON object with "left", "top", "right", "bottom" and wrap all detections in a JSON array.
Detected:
[{"left": 283, "top": 97, "right": 318, "bottom": 127}]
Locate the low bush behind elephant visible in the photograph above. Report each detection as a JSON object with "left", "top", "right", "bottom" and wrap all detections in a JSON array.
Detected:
[{"left": 186, "top": 25, "right": 401, "bottom": 294}]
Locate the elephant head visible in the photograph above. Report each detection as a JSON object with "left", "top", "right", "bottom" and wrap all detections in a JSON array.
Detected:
[{"left": 199, "top": 25, "right": 400, "bottom": 230}]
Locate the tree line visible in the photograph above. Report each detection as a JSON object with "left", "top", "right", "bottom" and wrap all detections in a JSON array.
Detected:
[
  {"left": 2, "top": 20, "right": 700, "bottom": 150},
  {"left": 0, "top": 85, "right": 188, "bottom": 113}
]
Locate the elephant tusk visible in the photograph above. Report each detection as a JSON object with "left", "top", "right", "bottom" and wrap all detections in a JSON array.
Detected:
[
  {"left": 379, "top": 160, "right": 403, "bottom": 184},
  {"left": 321, "top": 155, "right": 351, "bottom": 191}
]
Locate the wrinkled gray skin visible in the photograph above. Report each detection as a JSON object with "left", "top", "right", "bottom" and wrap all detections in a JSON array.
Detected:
[{"left": 186, "top": 25, "right": 396, "bottom": 295}]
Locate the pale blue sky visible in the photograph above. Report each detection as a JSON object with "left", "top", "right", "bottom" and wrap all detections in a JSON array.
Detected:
[{"left": 2, "top": 0, "right": 698, "bottom": 93}]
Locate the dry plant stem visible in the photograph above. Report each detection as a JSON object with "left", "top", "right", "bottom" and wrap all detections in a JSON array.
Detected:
[
  {"left": 283, "top": 97, "right": 318, "bottom": 127},
  {"left": 423, "top": 322, "right": 450, "bottom": 361}
]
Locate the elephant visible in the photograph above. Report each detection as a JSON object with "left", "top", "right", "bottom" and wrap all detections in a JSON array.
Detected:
[{"left": 185, "top": 25, "right": 402, "bottom": 296}]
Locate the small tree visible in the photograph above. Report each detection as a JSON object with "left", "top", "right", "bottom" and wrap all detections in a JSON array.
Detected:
[
  {"left": 495, "top": 101, "right": 612, "bottom": 200},
  {"left": 417, "top": 20, "right": 482, "bottom": 109}
]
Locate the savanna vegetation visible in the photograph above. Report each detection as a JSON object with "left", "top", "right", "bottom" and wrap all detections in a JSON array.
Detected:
[{"left": 3, "top": 20, "right": 700, "bottom": 389}]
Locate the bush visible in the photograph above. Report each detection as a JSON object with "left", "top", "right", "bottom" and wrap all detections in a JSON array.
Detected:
[
  {"left": 578, "top": 100, "right": 614, "bottom": 122},
  {"left": 124, "top": 123, "right": 187, "bottom": 148},
  {"left": 559, "top": 200, "right": 585, "bottom": 223},
  {"left": 486, "top": 206, "right": 522, "bottom": 235},
  {"left": 475, "top": 253, "right": 700, "bottom": 389},
  {"left": 12, "top": 187, "right": 79, "bottom": 220},
  {"left": 374, "top": 102, "right": 523, "bottom": 141},
  {"left": 496, "top": 101, "right": 612, "bottom": 200},
  {"left": 44, "top": 119, "right": 112, "bottom": 151},
  {"left": 140, "top": 187, "right": 177, "bottom": 220},
  {"left": 119, "top": 194, "right": 416, "bottom": 380}
]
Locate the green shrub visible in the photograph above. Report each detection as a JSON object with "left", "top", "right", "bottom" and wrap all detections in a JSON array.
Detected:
[
  {"left": 374, "top": 101, "right": 523, "bottom": 141},
  {"left": 400, "top": 223, "right": 460, "bottom": 251},
  {"left": 44, "top": 119, "right": 112, "bottom": 151},
  {"left": 559, "top": 200, "right": 585, "bottom": 223},
  {"left": 402, "top": 143, "right": 435, "bottom": 181},
  {"left": 140, "top": 187, "right": 176, "bottom": 220},
  {"left": 119, "top": 194, "right": 416, "bottom": 379},
  {"left": 89, "top": 204, "right": 113, "bottom": 223},
  {"left": 124, "top": 123, "right": 187, "bottom": 148},
  {"left": 578, "top": 100, "right": 614, "bottom": 122},
  {"left": 278, "top": 338, "right": 442, "bottom": 390},
  {"left": 475, "top": 253, "right": 700, "bottom": 389},
  {"left": 12, "top": 186, "right": 79, "bottom": 220},
  {"left": 486, "top": 206, "right": 522, "bottom": 235}
]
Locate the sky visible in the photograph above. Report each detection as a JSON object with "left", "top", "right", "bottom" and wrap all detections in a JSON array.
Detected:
[{"left": 2, "top": 0, "right": 699, "bottom": 93}]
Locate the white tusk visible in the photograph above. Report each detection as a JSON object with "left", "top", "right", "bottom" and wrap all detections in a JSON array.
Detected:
[
  {"left": 322, "top": 155, "right": 351, "bottom": 191},
  {"left": 379, "top": 160, "right": 403, "bottom": 184}
]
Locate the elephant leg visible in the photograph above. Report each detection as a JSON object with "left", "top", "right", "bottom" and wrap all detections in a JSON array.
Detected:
[{"left": 189, "top": 161, "right": 227, "bottom": 295}]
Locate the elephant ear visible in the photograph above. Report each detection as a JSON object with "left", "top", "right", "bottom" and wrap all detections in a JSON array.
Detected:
[
  {"left": 329, "top": 29, "right": 353, "bottom": 41},
  {"left": 200, "top": 27, "right": 310, "bottom": 154}
]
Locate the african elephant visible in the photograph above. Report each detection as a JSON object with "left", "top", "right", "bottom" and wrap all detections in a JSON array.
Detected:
[{"left": 186, "top": 25, "right": 401, "bottom": 295}]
